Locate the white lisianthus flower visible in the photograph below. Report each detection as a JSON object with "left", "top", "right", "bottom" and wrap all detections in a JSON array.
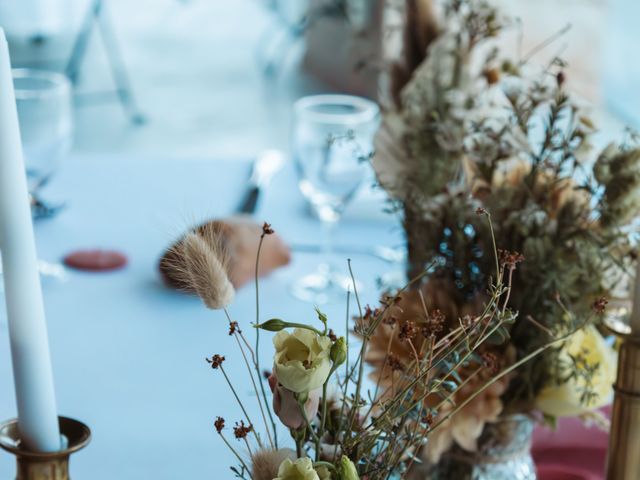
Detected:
[
  {"left": 535, "top": 325, "right": 617, "bottom": 417},
  {"left": 275, "top": 457, "right": 327, "bottom": 480},
  {"left": 273, "top": 328, "right": 332, "bottom": 394}
]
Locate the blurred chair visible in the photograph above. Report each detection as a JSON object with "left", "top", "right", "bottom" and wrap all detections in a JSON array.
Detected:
[
  {"left": 256, "top": 0, "right": 350, "bottom": 78},
  {"left": 65, "top": 0, "right": 145, "bottom": 125},
  {"left": 0, "top": 0, "right": 144, "bottom": 125}
]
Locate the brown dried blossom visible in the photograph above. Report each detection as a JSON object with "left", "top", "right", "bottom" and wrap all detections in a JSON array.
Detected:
[
  {"left": 207, "top": 354, "right": 226, "bottom": 369},
  {"left": 261, "top": 222, "right": 274, "bottom": 236},
  {"left": 481, "top": 352, "right": 500, "bottom": 375},
  {"left": 328, "top": 329, "right": 337, "bottom": 342},
  {"left": 483, "top": 67, "right": 500, "bottom": 85},
  {"left": 387, "top": 354, "right": 404, "bottom": 372},
  {"left": 228, "top": 321, "right": 239, "bottom": 336},
  {"left": 556, "top": 71, "right": 566, "bottom": 86},
  {"left": 398, "top": 321, "right": 418, "bottom": 341},
  {"left": 430, "top": 309, "right": 446, "bottom": 331},
  {"left": 498, "top": 249, "right": 525, "bottom": 270},
  {"left": 421, "top": 412, "right": 434, "bottom": 427},
  {"left": 364, "top": 305, "right": 380, "bottom": 321},
  {"left": 233, "top": 420, "right": 253, "bottom": 439},
  {"left": 422, "top": 310, "right": 446, "bottom": 338},
  {"left": 592, "top": 296, "right": 608, "bottom": 314},
  {"left": 214, "top": 416, "right": 225, "bottom": 433}
]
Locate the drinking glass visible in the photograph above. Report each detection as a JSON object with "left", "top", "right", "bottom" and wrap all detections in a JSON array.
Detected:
[
  {"left": 13, "top": 68, "right": 73, "bottom": 219},
  {"left": 291, "top": 94, "right": 380, "bottom": 303}
]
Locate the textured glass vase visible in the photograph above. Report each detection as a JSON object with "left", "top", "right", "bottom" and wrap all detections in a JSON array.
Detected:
[{"left": 416, "top": 414, "right": 537, "bottom": 480}]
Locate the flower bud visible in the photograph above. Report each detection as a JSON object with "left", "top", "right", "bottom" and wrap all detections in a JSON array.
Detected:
[
  {"left": 330, "top": 337, "right": 347, "bottom": 368},
  {"left": 338, "top": 456, "right": 359, "bottom": 480},
  {"left": 269, "top": 373, "right": 321, "bottom": 430},
  {"left": 256, "top": 319, "right": 287, "bottom": 332}
]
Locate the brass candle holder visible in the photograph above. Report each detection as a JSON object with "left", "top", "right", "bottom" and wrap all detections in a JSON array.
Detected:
[
  {"left": 0, "top": 416, "right": 91, "bottom": 480},
  {"left": 605, "top": 313, "right": 640, "bottom": 480}
]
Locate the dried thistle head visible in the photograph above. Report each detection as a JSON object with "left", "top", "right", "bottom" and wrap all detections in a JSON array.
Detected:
[
  {"left": 181, "top": 229, "right": 235, "bottom": 310},
  {"left": 250, "top": 448, "right": 296, "bottom": 480}
]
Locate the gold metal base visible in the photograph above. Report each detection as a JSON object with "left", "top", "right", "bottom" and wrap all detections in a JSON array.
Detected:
[
  {"left": 0, "top": 417, "right": 91, "bottom": 480},
  {"left": 606, "top": 316, "right": 640, "bottom": 480}
]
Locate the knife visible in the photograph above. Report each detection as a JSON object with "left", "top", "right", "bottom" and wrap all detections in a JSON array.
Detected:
[{"left": 237, "top": 149, "right": 286, "bottom": 214}]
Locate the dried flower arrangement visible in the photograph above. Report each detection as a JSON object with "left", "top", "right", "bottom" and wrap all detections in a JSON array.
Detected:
[
  {"left": 170, "top": 218, "right": 577, "bottom": 479},
  {"left": 371, "top": 0, "right": 639, "bottom": 471}
]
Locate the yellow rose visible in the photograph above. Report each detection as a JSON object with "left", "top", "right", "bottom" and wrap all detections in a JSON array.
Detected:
[
  {"left": 275, "top": 457, "right": 326, "bottom": 480},
  {"left": 535, "top": 325, "right": 617, "bottom": 417},
  {"left": 273, "top": 329, "right": 332, "bottom": 394}
]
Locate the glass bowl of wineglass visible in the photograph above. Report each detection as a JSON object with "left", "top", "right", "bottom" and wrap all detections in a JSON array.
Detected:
[
  {"left": 13, "top": 68, "right": 73, "bottom": 219},
  {"left": 291, "top": 94, "right": 380, "bottom": 304}
]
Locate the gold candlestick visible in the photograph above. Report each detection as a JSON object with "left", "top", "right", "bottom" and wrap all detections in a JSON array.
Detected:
[
  {"left": 605, "top": 313, "right": 640, "bottom": 480},
  {"left": 0, "top": 416, "right": 90, "bottom": 480}
]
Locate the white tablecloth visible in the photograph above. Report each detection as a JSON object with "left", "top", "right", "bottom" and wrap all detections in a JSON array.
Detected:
[{"left": 0, "top": 155, "right": 400, "bottom": 479}]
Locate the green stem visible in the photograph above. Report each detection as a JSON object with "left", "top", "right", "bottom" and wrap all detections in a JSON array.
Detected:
[
  {"left": 293, "top": 430, "right": 303, "bottom": 458},
  {"left": 347, "top": 260, "right": 366, "bottom": 435},
  {"left": 335, "top": 289, "right": 351, "bottom": 463},
  {"left": 313, "top": 461, "right": 336, "bottom": 471},
  {"left": 219, "top": 432, "right": 250, "bottom": 474},
  {"left": 298, "top": 399, "right": 320, "bottom": 445},
  {"left": 219, "top": 365, "right": 263, "bottom": 448},
  {"left": 254, "top": 234, "right": 279, "bottom": 448},
  {"left": 224, "top": 308, "right": 274, "bottom": 449},
  {"left": 316, "top": 381, "right": 329, "bottom": 461},
  {"left": 272, "top": 322, "right": 324, "bottom": 336}
]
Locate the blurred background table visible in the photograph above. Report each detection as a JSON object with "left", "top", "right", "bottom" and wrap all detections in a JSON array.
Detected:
[{"left": 0, "top": 153, "right": 400, "bottom": 479}]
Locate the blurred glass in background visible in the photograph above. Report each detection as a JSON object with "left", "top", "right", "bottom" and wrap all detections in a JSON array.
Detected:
[
  {"left": 291, "top": 94, "right": 379, "bottom": 303},
  {"left": 13, "top": 69, "right": 72, "bottom": 217}
]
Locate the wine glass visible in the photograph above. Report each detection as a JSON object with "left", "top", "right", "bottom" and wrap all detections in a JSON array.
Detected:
[
  {"left": 13, "top": 68, "right": 73, "bottom": 219},
  {"left": 291, "top": 94, "right": 380, "bottom": 304}
]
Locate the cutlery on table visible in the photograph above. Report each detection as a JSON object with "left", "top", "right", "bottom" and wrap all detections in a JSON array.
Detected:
[{"left": 237, "top": 149, "right": 286, "bottom": 214}]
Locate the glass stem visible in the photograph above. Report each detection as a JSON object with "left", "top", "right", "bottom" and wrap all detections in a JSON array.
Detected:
[{"left": 320, "top": 217, "right": 338, "bottom": 275}]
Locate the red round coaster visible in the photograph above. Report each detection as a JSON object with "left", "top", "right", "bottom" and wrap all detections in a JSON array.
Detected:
[{"left": 63, "top": 249, "right": 128, "bottom": 272}]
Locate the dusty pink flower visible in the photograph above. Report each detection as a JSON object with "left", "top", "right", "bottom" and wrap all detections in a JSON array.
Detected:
[{"left": 268, "top": 373, "right": 320, "bottom": 430}]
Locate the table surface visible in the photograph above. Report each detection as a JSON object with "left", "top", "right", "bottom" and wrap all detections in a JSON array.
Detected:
[{"left": 0, "top": 155, "right": 401, "bottom": 479}]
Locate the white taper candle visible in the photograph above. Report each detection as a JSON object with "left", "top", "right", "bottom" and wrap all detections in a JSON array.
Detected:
[{"left": 0, "top": 27, "right": 60, "bottom": 452}]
